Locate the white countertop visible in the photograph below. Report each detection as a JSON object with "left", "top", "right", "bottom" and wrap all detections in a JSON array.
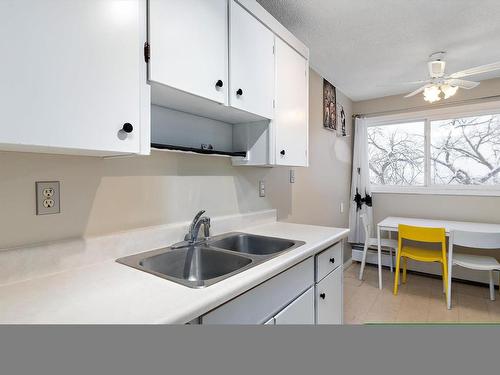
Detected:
[{"left": 0, "top": 222, "right": 348, "bottom": 324}]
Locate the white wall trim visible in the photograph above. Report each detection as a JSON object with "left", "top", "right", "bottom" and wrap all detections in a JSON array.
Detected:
[{"left": 371, "top": 185, "right": 500, "bottom": 197}]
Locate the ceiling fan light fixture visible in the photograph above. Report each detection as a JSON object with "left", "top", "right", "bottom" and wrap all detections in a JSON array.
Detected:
[
  {"left": 440, "top": 84, "right": 458, "bottom": 99},
  {"left": 423, "top": 85, "right": 441, "bottom": 103}
]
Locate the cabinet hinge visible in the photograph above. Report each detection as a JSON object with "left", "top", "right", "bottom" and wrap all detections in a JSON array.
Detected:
[
  {"left": 272, "top": 45, "right": 275, "bottom": 55},
  {"left": 273, "top": 99, "right": 275, "bottom": 108},
  {"left": 144, "top": 42, "right": 150, "bottom": 63}
]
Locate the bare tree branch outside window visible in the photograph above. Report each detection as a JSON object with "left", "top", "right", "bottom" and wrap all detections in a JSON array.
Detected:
[
  {"left": 367, "top": 114, "right": 500, "bottom": 187},
  {"left": 431, "top": 115, "right": 500, "bottom": 185},
  {"left": 367, "top": 122, "right": 425, "bottom": 185}
]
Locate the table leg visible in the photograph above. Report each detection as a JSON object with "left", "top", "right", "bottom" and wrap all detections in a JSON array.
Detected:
[{"left": 377, "top": 225, "right": 382, "bottom": 290}]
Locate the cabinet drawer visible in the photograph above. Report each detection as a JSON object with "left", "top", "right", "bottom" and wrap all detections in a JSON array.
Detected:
[
  {"left": 315, "top": 242, "right": 342, "bottom": 282},
  {"left": 316, "top": 266, "right": 342, "bottom": 324},
  {"left": 202, "top": 257, "right": 314, "bottom": 324},
  {"left": 274, "top": 287, "right": 314, "bottom": 325}
]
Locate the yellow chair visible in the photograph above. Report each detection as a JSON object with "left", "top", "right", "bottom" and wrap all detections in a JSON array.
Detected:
[{"left": 393, "top": 224, "right": 448, "bottom": 301}]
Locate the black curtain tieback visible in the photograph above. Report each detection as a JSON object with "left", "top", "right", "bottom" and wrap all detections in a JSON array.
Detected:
[{"left": 353, "top": 189, "right": 372, "bottom": 211}]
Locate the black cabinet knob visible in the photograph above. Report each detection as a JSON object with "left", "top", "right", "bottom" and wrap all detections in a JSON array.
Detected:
[
  {"left": 280, "top": 150, "right": 285, "bottom": 156},
  {"left": 329, "top": 258, "right": 335, "bottom": 264},
  {"left": 320, "top": 293, "right": 326, "bottom": 299},
  {"left": 122, "top": 123, "right": 133, "bottom": 133},
  {"left": 216, "top": 80, "right": 224, "bottom": 88},
  {"left": 236, "top": 88, "right": 243, "bottom": 96}
]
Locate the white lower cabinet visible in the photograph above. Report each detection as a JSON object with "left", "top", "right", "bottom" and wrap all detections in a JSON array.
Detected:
[
  {"left": 201, "top": 258, "right": 314, "bottom": 324},
  {"left": 199, "top": 240, "right": 344, "bottom": 325},
  {"left": 274, "top": 287, "right": 314, "bottom": 325},
  {"left": 316, "top": 267, "right": 343, "bottom": 324}
]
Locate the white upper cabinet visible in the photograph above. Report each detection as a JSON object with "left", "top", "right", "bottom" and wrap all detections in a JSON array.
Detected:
[
  {"left": 149, "top": 0, "right": 227, "bottom": 104},
  {"left": 232, "top": 37, "right": 309, "bottom": 167},
  {"left": 0, "top": 0, "right": 149, "bottom": 156},
  {"left": 274, "top": 38, "right": 309, "bottom": 166},
  {"left": 229, "top": 0, "right": 275, "bottom": 119}
]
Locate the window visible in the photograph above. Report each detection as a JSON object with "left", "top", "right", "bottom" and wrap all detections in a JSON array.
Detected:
[
  {"left": 366, "top": 104, "right": 500, "bottom": 194},
  {"left": 368, "top": 122, "right": 425, "bottom": 186},
  {"left": 431, "top": 115, "right": 500, "bottom": 185}
]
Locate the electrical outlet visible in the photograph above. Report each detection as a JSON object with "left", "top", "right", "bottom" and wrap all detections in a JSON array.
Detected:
[
  {"left": 259, "top": 180, "right": 266, "bottom": 197},
  {"left": 289, "top": 169, "right": 295, "bottom": 183},
  {"left": 36, "top": 181, "right": 60, "bottom": 215}
]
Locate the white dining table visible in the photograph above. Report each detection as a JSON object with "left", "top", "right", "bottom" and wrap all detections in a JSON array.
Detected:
[{"left": 376, "top": 216, "right": 500, "bottom": 290}]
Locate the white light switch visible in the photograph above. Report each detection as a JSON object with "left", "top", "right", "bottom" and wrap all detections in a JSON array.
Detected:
[
  {"left": 289, "top": 169, "right": 295, "bottom": 183},
  {"left": 340, "top": 202, "right": 344, "bottom": 213},
  {"left": 259, "top": 180, "right": 266, "bottom": 197}
]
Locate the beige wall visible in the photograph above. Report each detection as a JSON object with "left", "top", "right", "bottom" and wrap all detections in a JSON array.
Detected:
[
  {"left": 0, "top": 67, "right": 353, "bottom": 253},
  {"left": 0, "top": 150, "right": 291, "bottom": 249},
  {"left": 286, "top": 69, "right": 354, "bottom": 261},
  {"left": 354, "top": 77, "right": 500, "bottom": 115}
]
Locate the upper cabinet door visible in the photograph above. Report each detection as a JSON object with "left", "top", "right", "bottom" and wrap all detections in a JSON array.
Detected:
[
  {"left": 229, "top": 1, "right": 275, "bottom": 119},
  {"left": 149, "top": 0, "right": 227, "bottom": 104},
  {"left": 274, "top": 38, "right": 309, "bottom": 167},
  {"left": 0, "top": 0, "right": 146, "bottom": 155}
]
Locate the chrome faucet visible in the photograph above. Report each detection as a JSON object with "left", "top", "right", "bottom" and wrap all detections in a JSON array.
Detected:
[{"left": 184, "top": 210, "right": 211, "bottom": 244}]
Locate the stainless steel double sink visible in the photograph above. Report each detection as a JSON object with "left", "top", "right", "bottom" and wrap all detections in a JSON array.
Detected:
[{"left": 117, "top": 232, "right": 305, "bottom": 288}]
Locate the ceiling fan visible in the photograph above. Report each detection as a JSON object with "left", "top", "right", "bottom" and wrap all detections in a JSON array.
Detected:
[{"left": 398, "top": 52, "right": 500, "bottom": 103}]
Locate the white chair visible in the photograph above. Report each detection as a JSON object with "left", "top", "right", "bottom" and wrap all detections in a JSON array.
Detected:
[
  {"left": 447, "top": 230, "right": 500, "bottom": 309},
  {"left": 359, "top": 213, "right": 398, "bottom": 281}
]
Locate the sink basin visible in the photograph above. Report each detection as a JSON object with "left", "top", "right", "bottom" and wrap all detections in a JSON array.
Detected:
[
  {"left": 209, "top": 233, "right": 299, "bottom": 256},
  {"left": 117, "top": 232, "right": 304, "bottom": 288},
  {"left": 117, "top": 246, "right": 252, "bottom": 288}
]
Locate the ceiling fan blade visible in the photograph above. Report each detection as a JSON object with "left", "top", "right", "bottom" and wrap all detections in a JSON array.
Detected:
[
  {"left": 377, "top": 80, "right": 430, "bottom": 87},
  {"left": 446, "top": 79, "right": 480, "bottom": 89},
  {"left": 404, "top": 85, "right": 430, "bottom": 98},
  {"left": 448, "top": 61, "right": 500, "bottom": 79}
]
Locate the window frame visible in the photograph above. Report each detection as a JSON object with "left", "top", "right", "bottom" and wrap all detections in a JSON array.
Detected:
[{"left": 366, "top": 100, "right": 500, "bottom": 196}]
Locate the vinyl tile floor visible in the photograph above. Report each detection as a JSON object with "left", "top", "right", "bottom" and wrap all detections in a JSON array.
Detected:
[{"left": 344, "top": 262, "right": 500, "bottom": 324}]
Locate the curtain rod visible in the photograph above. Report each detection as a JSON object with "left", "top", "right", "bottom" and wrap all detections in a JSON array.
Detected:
[{"left": 352, "top": 94, "right": 500, "bottom": 119}]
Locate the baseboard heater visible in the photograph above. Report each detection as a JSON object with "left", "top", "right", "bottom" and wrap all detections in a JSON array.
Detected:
[{"left": 351, "top": 245, "right": 499, "bottom": 286}]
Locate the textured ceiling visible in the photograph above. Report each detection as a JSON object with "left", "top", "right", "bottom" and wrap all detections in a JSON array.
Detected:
[{"left": 256, "top": 0, "right": 500, "bottom": 101}]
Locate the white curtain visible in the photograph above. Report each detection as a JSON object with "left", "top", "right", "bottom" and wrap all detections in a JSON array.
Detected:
[{"left": 348, "top": 117, "right": 373, "bottom": 244}]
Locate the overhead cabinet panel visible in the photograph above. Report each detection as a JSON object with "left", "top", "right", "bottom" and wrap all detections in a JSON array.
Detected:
[
  {"left": 229, "top": 1, "right": 275, "bottom": 119},
  {"left": 148, "top": 0, "right": 227, "bottom": 104},
  {"left": 274, "top": 38, "right": 309, "bottom": 167},
  {"left": 0, "top": 0, "right": 146, "bottom": 155}
]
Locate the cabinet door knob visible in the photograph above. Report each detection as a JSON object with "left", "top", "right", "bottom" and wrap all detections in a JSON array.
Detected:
[
  {"left": 236, "top": 88, "right": 243, "bottom": 96},
  {"left": 215, "top": 80, "right": 224, "bottom": 88},
  {"left": 280, "top": 150, "right": 285, "bottom": 156},
  {"left": 329, "top": 258, "right": 335, "bottom": 264},
  {"left": 122, "top": 123, "right": 133, "bottom": 133},
  {"left": 320, "top": 293, "right": 326, "bottom": 299}
]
